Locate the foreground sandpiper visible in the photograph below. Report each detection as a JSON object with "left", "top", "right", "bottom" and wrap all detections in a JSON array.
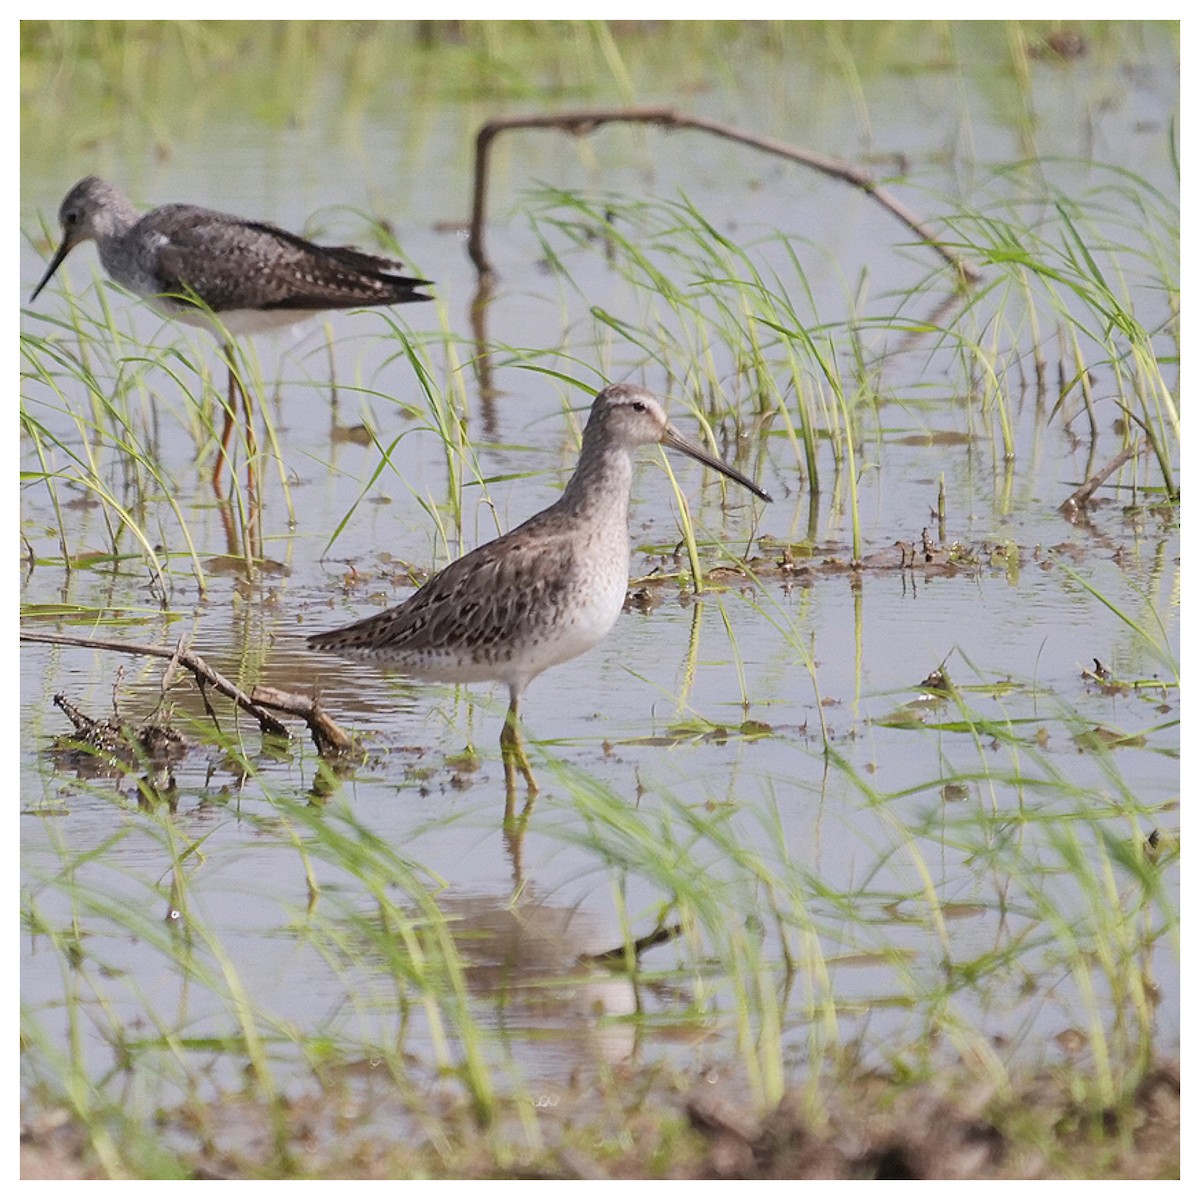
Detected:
[
  {"left": 29, "top": 176, "right": 431, "bottom": 487},
  {"left": 306, "top": 383, "right": 771, "bottom": 793}
]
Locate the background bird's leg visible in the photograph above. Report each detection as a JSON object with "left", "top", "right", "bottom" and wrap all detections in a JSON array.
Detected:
[
  {"left": 237, "top": 347, "right": 260, "bottom": 497},
  {"left": 214, "top": 341, "right": 260, "bottom": 493},
  {"left": 216, "top": 499, "right": 241, "bottom": 559},
  {"left": 212, "top": 340, "right": 238, "bottom": 495},
  {"left": 211, "top": 340, "right": 262, "bottom": 561},
  {"left": 238, "top": 350, "right": 262, "bottom": 558}
]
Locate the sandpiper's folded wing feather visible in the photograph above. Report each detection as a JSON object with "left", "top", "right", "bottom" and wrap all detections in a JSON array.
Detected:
[{"left": 307, "top": 516, "right": 578, "bottom": 660}]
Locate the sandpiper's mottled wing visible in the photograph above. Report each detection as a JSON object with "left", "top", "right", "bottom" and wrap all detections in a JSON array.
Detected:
[
  {"left": 308, "top": 516, "right": 579, "bottom": 662},
  {"left": 144, "top": 205, "right": 431, "bottom": 313}
]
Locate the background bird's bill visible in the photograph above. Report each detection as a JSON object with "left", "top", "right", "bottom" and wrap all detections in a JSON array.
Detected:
[{"left": 30, "top": 236, "right": 77, "bottom": 302}]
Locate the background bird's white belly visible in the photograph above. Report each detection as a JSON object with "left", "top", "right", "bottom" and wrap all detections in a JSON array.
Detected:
[{"left": 149, "top": 298, "right": 322, "bottom": 337}]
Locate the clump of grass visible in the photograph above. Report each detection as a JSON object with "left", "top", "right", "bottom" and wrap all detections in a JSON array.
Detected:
[
  {"left": 522, "top": 157, "right": 1177, "bottom": 535},
  {"left": 20, "top": 339, "right": 201, "bottom": 600},
  {"left": 936, "top": 162, "right": 1180, "bottom": 497},
  {"left": 20, "top": 287, "right": 256, "bottom": 594}
]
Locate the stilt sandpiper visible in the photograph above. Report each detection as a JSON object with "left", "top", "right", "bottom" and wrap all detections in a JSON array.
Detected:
[{"left": 306, "top": 383, "right": 771, "bottom": 793}]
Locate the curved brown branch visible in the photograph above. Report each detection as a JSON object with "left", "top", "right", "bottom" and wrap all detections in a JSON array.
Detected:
[
  {"left": 468, "top": 106, "right": 981, "bottom": 282},
  {"left": 21, "top": 629, "right": 290, "bottom": 739}
]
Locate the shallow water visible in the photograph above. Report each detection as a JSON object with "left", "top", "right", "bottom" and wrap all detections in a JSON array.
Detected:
[{"left": 20, "top": 22, "right": 1179, "bottom": 1120}]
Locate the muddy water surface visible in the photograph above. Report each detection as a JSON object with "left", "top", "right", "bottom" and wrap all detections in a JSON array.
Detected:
[{"left": 20, "top": 23, "right": 1179, "bottom": 1123}]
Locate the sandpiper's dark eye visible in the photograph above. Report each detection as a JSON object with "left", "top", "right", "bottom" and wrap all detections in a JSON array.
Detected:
[{"left": 631, "top": 401, "right": 646, "bottom": 413}]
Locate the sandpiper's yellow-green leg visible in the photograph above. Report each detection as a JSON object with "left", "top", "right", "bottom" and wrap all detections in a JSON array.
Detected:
[{"left": 500, "top": 688, "right": 539, "bottom": 796}]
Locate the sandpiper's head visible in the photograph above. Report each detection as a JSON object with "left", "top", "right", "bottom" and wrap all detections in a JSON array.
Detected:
[
  {"left": 587, "top": 383, "right": 772, "bottom": 502},
  {"left": 30, "top": 177, "right": 135, "bottom": 303},
  {"left": 586, "top": 383, "right": 675, "bottom": 450}
]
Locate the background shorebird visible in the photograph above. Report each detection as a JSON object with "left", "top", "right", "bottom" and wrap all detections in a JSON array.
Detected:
[
  {"left": 28, "top": 176, "right": 431, "bottom": 488},
  {"left": 306, "top": 382, "right": 771, "bottom": 795}
]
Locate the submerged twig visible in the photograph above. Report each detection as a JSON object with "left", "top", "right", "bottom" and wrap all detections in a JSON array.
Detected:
[
  {"left": 21, "top": 629, "right": 290, "bottom": 739},
  {"left": 1059, "top": 442, "right": 1138, "bottom": 514},
  {"left": 468, "top": 106, "right": 982, "bottom": 282},
  {"left": 250, "top": 685, "right": 358, "bottom": 759}
]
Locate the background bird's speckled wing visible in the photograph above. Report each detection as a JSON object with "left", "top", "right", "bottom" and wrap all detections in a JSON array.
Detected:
[
  {"left": 149, "top": 206, "right": 428, "bottom": 311},
  {"left": 308, "top": 524, "right": 579, "bottom": 657}
]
